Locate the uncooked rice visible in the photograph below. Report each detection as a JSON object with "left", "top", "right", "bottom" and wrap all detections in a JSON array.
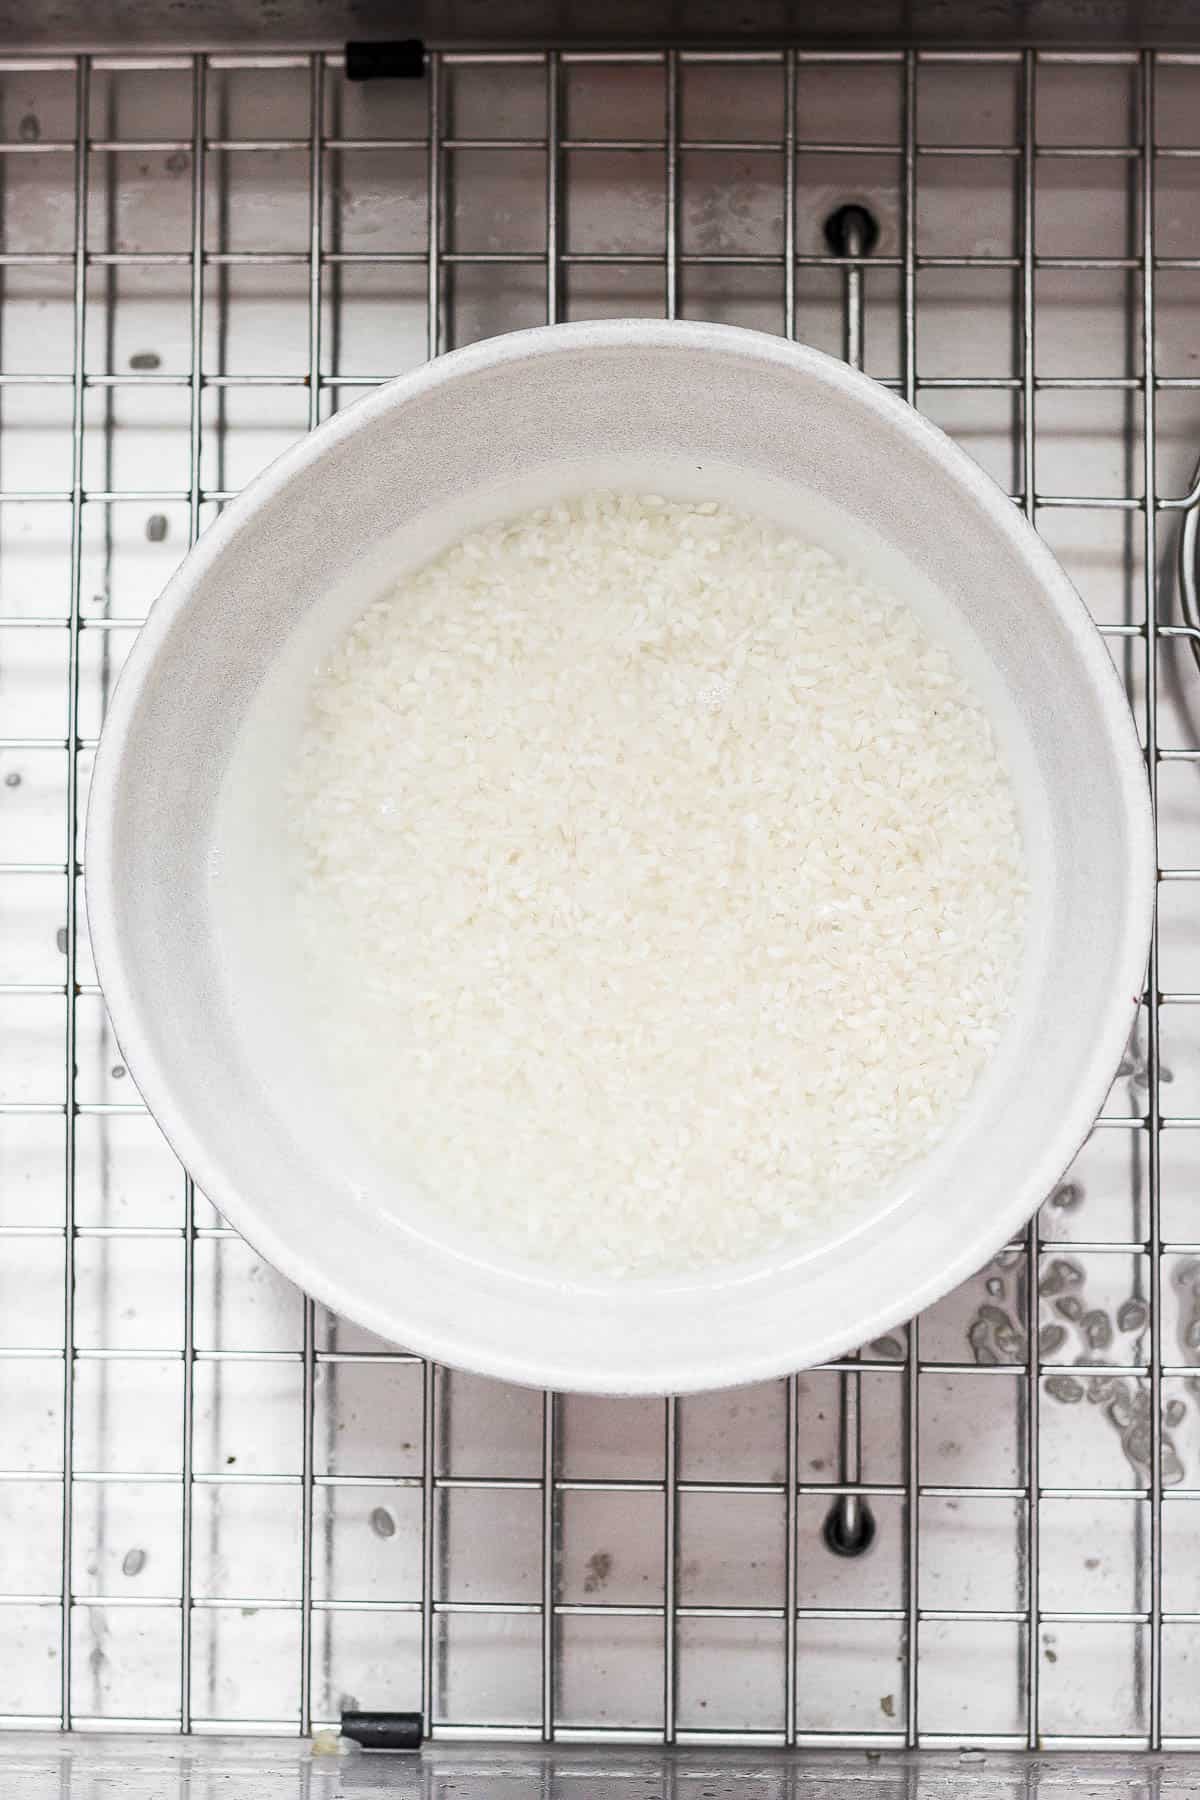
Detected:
[{"left": 288, "top": 492, "right": 1027, "bottom": 1276}]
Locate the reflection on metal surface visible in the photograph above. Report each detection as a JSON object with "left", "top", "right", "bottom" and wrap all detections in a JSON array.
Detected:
[
  {"left": 1179, "top": 455, "right": 1199, "bottom": 676},
  {"left": 1, "top": 1738, "right": 1200, "bottom": 1798}
]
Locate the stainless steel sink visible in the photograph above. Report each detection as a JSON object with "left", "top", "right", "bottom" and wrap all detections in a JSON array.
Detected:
[{"left": 0, "top": 31, "right": 1199, "bottom": 1782}]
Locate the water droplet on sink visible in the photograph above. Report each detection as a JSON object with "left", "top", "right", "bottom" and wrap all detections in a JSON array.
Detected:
[{"left": 1117, "top": 1299, "right": 1148, "bottom": 1333}]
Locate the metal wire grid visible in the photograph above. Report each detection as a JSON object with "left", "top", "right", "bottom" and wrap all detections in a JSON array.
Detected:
[{"left": 0, "top": 40, "right": 1199, "bottom": 1752}]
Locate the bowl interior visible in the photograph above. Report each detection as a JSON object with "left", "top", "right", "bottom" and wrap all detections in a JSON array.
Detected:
[{"left": 89, "top": 322, "right": 1151, "bottom": 1392}]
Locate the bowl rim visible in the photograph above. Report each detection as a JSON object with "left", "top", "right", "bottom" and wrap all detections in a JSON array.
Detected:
[{"left": 85, "top": 317, "right": 1156, "bottom": 1393}]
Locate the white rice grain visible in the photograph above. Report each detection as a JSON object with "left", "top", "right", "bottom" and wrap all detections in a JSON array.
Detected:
[{"left": 288, "top": 492, "right": 1027, "bottom": 1276}]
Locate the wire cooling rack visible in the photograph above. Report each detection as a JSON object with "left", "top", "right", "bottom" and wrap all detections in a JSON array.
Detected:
[{"left": 1, "top": 40, "right": 1200, "bottom": 1755}]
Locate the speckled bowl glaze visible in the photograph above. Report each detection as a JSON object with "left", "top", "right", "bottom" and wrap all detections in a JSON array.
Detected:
[{"left": 86, "top": 320, "right": 1154, "bottom": 1394}]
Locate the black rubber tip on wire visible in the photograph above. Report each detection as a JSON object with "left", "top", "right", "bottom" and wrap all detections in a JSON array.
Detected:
[
  {"left": 823, "top": 203, "right": 881, "bottom": 258},
  {"left": 340, "top": 1710, "right": 423, "bottom": 1751},
  {"left": 345, "top": 40, "right": 426, "bottom": 81},
  {"left": 822, "top": 1497, "right": 877, "bottom": 1558}
]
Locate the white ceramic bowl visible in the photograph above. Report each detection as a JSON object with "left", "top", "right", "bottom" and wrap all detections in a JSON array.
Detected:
[{"left": 86, "top": 320, "right": 1154, "bottom": 1394}]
